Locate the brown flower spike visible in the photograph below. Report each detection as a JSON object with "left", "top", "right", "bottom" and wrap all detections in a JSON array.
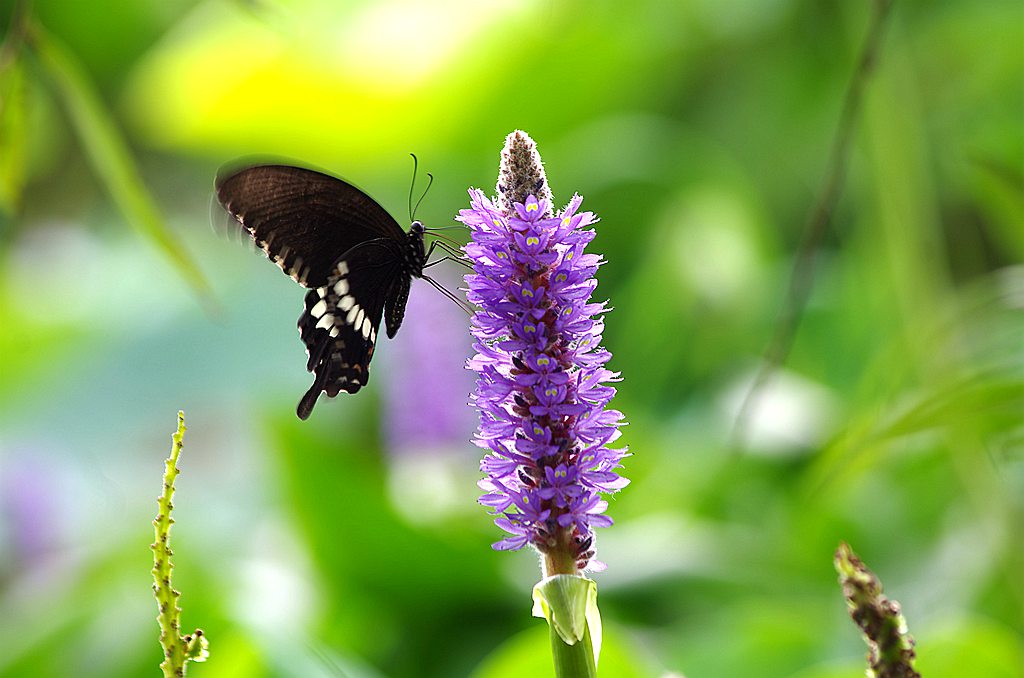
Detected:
[{"left": 835, "top": 542, "right": 920, "bottom": 678}]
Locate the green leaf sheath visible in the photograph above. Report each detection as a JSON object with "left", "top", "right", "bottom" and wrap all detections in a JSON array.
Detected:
[{"left": 533, "top": 576, "right": 602, "bottom": 678}]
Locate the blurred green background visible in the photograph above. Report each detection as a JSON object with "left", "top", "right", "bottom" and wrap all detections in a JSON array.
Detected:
[{"left": 1, "top": 0, "right": 1022, "bottom": 676}]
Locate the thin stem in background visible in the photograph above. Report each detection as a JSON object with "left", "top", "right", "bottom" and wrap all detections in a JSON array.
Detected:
[
  {"left": 0, "top": 0, "right": 32, "bottom": 69},
  {"left": 731, "top": 0, "right": 897, "bottom": 450}
]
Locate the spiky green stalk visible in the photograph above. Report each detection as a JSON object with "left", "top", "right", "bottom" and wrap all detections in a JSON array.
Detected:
[{"left": 152, "top": 411, "right": 209, "bottom": 676}]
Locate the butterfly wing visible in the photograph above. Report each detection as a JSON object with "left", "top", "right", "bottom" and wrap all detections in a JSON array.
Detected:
[
  {"left": 216, "top": 164, "right": 406, "bottom": 288},
  {"left": 296, "top": 238, "right": 407, "bottom": 419},
  {"left": 383, "top": 273, "right": 412, "bottom": 339}
]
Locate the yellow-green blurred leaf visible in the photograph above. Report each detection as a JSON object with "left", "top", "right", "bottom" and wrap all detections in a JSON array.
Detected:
[{"left": 915, "top": 619, "right": 1024, "bottom": 678}]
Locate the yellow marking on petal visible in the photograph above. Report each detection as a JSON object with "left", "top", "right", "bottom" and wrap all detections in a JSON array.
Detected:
[
  {"left": 526, "top": 203, "right": 538, "bottom": 212},
  {"left": 522, "top": 289, "right": 534, "bottom": 298},
  {"left": 493, "top": 219, "right": 502, "bottom": 227},
  {"left": 561, "top": 217, "right": 570, "bottom": 226},
  {"left": 496, "top": 251, "right": 507, "bottom": 259},
  {"left": 556, "top": 273, "right": 567, "bottom": 282},
  {"left": 537, "top": 356, "right": 550, "bottom": 366},
  {"left": 526, "top": 236, "right": 540, "bottom": 246},
  {"left": 566, "top": 252, "right": 574, "bottom": 260}
]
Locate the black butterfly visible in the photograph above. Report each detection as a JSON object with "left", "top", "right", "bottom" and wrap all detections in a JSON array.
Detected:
[{"left": 216, "top": 164, "right": 427, "bottom": 420}]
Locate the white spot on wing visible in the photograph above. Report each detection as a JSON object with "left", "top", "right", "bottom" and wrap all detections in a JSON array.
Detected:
[
  {"left": 336, "top": 261, "right": 349, "bottom": 276},
  {"left": 329, "top": 327, "right": 339, "bottom": 337},
  {"left": 354, "top": 308, "right": 365, "bottom": 329},
  {"left": 334, "top": 279, "right": 349, "bottom": 296},
  {"left": 339, "top": 295, "right": 355, "bottom": 312},
  {"left": 346, "top": 304, "right": 361, "bottom": 324},
  {"left": 316, "top": 314, "right": 334, "bottom": 330},
  {"left": 311, "top": 299, "right": 328, "bottom": 318}
]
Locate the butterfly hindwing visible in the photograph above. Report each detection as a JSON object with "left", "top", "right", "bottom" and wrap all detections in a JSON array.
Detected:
[
  {"left": 216, "top": 164, "right": 406, "bottom": 288},
  {"left": 295, "top": 238, "right": 407, "bottom": 419},
  {"left": 384, "top": 273, "right": 412, "bottom": 339}
]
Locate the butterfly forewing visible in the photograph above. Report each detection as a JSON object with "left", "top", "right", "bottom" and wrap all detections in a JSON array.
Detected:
[
  {"left": 216, "top": 165, "right": 407, "bottom": 288},
  {"left": 216, "top": 163, "right": 426, "bottom": 419}
]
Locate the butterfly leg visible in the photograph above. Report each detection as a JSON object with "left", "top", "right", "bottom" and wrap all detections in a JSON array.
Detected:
[{"left": 424, "top": 240, "right": 473, "bottom": 270}]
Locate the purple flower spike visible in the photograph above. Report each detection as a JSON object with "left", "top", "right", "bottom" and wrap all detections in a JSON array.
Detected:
[{"left": 461, "top": 131, "right": 628, "bottom": 574}]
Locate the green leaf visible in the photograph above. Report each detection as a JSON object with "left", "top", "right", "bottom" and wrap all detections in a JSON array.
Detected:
[
  {"left": 28, "top": 21, "right": 214, "bottom": 306},
  {"left": 971, "top": 158, "right": 1024, "bottom": 261},
  {"left": 915, "top": 618, "right": 1024, "bottom": 678},
  {"left": 0, "top": 54, "right": 27, "bottom": 216}
]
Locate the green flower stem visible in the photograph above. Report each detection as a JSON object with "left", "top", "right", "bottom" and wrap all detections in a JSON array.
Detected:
[
  {"left": 533, "top": 575, "right": 602, "bottom": 678},
  {"left": 543, "top": 533, "right": 580, "bottom": 578},
  {"left": 152, "top": 411, "right": 208, "bottom": 677},
  {"left": 550, "top": 622, "right": 597, "bottom": 678}
]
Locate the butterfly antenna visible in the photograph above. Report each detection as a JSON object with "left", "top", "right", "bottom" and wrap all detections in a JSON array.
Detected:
[
  {"left": 408, "top": 153, "right": 420, "bottom": 222},
  {"left": 422, "top": 274, "right": 474, "bottom": 316},
  {"left": 412, "top": 172, "right": 434, "bottom": 221}
]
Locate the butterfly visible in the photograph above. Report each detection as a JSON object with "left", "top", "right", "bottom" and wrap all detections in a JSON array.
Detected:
[{"left": 216, "top": 164, "right": 428, "bottom": 420}]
